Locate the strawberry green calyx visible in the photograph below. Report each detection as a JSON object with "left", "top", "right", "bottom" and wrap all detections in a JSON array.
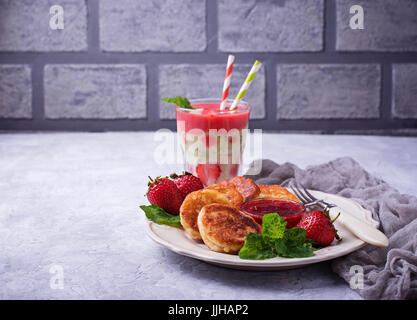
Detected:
[
  {"left": 169, "top": 171, "right": 192, "bottom": 179},
  {"left": 325, "top": 209, "right": 342, "bottom": 241},
  {"left": 330, "top": 212, "right": 341, "bottom": 224},
  {"left": 147, "top": 176, "right": 155, "bottom": 187},
  {"left": 148, "top": 175, "right": 171, "bottom": 186},
  {"left": 147, "top": 176, "right": 159, "bottom": 186}
]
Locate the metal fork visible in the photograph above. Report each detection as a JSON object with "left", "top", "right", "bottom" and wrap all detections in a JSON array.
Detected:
[
  {"left": 289, "top": 182, "right": 335, "bottom": 212},
  {"left": 289, "top": 181, "right": 389, "bottom": 247}
]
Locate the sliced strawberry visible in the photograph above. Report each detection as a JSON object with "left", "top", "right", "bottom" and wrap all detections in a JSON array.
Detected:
[
  {"left": 229, "top": 164, "right": 239, "bottom": 177},
  {"left": 196, "top": 164, "right": 221, "bottom": 187}
]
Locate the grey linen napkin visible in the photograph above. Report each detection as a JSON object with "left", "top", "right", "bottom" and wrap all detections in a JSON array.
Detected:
[{"left": 246, "top": 157, "right": 417, "bottom": 300}]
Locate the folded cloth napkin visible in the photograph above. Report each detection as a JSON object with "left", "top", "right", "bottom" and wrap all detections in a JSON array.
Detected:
[{"left": 246, "top": 157, "right": 417, "bottom": 300}]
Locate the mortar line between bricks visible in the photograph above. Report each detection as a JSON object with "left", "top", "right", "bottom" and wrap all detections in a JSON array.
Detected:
[
  {"left": 31, "top": 61, "right": 44, "bottom": 122},
  {"left": 1, "top": 52, "right": 417, "bottom": 64},
  {"left": 206, "top": 0, "right": 218, "bottom": 53},
  {"left": 146, "top": 63, "right": 159, "bottom": 123},
  {"left": 87, "top": 0, "right": 100, "bottom": 54},
  {"left": 265, "top": 59, "right": 276, "bottom": 123},
  {"left": 324, "top": 0, "right": 336, "bottom": 52},
  {"left": 380, "top": 63, "right": 393, "bottom": 120}
]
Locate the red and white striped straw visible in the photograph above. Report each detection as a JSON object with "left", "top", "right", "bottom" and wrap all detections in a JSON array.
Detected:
[{"left": 219, "top": 54, "right": 235, "bottom": 110}]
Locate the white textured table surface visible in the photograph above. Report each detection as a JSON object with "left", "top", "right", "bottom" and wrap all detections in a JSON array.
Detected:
[{"left": 1, "top": 132, "right": 416, "bottom": 300}]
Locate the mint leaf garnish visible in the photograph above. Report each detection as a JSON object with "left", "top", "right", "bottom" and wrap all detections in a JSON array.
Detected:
[
  {"left": 161, "top": 96, "right": 195, "bottom": 109},
  {"left": 238, "top": 213, "right": 315, "bottom": 260},
  {"left": 238, "top": 233, "right": 277, "bottom": 260},
  {"left": 262, "top": 213, "right": 287, "bottom": 240},
  {"left": 140, "top": 204, "right": 182, "bottom": 228},
  {"left": 273, "top": 227, "right": 315, "bottom": 258}
]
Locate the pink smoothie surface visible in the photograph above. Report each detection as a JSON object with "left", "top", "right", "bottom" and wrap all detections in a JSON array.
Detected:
[{"left": 176, "top": 102, "right": 250, "bottom": 132}]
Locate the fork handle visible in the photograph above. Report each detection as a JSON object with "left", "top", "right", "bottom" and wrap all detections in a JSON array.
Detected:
[{"left": 328, "top": 207, "right": 389, "bottom": 247}]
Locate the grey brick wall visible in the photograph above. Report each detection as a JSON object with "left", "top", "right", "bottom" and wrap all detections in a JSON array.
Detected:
[
  {"left": 336, "top": 0, "right": 417, "bottom": 51},
  {"left": 277, "top": 64, "right": 381, "bottom": 119},
  {"left": 0, "top": 0, "right": 416, "bottom": 135},
  {"left": 392, "top": 64, "right": 417, "bottom": 119},
  {"left": 218, "top": 0, "right": 324, "bottom": 52},
  {"left": 0, "top": 65, "right": 32, "bottom": 118},
  {"left": 100, "top": 0, "right": 206, "bottom": 52},
  {"left": 0, "top": 0, "right": 87, "bottom": 52},
  {"left": 44, "top": 65, "right": 147, "bottom": 119}
]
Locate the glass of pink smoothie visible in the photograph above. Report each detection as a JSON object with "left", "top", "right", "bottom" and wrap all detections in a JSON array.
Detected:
[{"left": 176, "top": 98, "right": 250, "bottom": 186}]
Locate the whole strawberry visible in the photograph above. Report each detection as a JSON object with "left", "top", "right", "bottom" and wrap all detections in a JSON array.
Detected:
[
  {"left": 170, "top": 172, "right": 204, "bottom": 198},
  {"left": 147, "top": 177, "right": 184, "bottom": 215},
  {"left": 296, "top": 210, "right": 340, "bottom": 246}
]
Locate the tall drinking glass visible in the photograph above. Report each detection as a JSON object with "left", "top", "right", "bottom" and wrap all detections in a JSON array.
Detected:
[{"left": 176, "top": 98, "right": 250, "bottom": 186}]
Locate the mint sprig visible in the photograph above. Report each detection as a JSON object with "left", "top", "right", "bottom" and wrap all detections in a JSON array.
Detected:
[
  {"left": 140, "top": 204, "right": 182, "bottom": 228},
  {"left": 161, "top": 96, "right": 195, "bottom": 109},
  {"left": 238, "top": 213, "right": 315, "bottom": 260},
  {"left": 238, "top": 233, "right": 277, "bottom": 260}
]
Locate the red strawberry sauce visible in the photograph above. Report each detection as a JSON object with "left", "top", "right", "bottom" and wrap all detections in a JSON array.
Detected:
[{"left": 241, "top": 199, "right": 306, "bottom": 228}]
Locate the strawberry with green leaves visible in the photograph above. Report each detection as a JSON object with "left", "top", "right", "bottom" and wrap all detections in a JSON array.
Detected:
[
  {"left": 146, "top": 176, "right": 184, "bottom": 215},
  {"left": 296, "top": 210, "right": 341, "bottom": 246},
  {"left": 170, "top": 172, "right": 204, "bottom": 198}
]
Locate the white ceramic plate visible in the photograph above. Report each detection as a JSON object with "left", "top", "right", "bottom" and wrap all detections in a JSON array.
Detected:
[{"left": 145, "top": 190, "right": 379, "bottom": 270}]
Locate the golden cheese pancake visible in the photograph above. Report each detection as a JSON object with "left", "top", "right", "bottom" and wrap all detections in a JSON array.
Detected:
[
  {"left": 180, "top": 189, "right": 230, "bottom": 240},
  {"left": 197, "top": 204, "right": 261, "bottom": 254},
  {"left": 258, "top": 184, "right": 299, "bottom": 202},
  {"left": 206, "top": 184, "right": 244, "bottom": 208},
  {"left": 216, "top": 176, "right": 260, "bottom": 202}
]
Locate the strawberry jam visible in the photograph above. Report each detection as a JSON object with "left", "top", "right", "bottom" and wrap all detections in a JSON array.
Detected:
[{"left": 240, "top": 198, "right": 306, "bottom": 228}]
